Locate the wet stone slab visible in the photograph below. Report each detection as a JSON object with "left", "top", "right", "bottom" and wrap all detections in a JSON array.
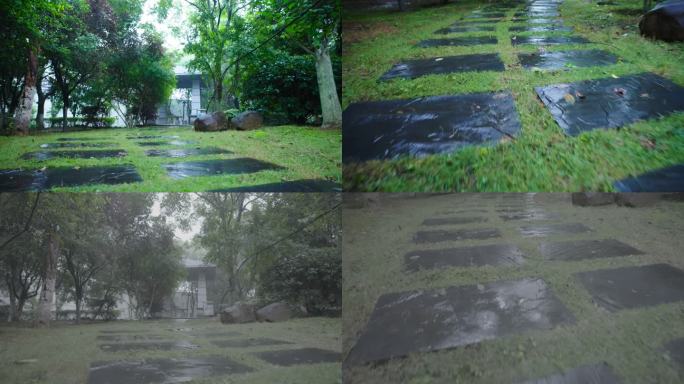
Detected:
[
  {"left": 422, "top": 217, "right": 487, "bottom": 226},
  {"left": 519, "top": 49, "right": 618, "bottom": 70},
  {"left": 520, "top": 223, "right": 592, "bottom": 237},
  {"left": 164, "top": 159, "right": 284, "bottom": 179},
  {"left": 663, "top": 338, "right": 684, "bottom": 371},
  {"left": 144, "top": 147, "right": 233, "bottom": 158},
  {"left": 509, "top": 25, "right": 573, "bottom": 33},
  {"left": 0, "top": 165, "right": 142, "bottom": 192},
  {"left": 500, "top": 211, "right": 560, "bottom": 221},
  {"left": 539, "top": 239, "right": 644, "bottom": 261},
  {"left": 417, "top": 36, "right": 497, "bottom": 47},
  {"left": 342, "top": 92, "right": 522, "bottom": 163},
  {"left": 575, "top": 264, "right": 684, "bottom": 312},
  {"left": 126, "top": 135, "right": 180, "bottom": 140},
  {"left": 512, "top": 18, "right": 563, "bottom": 24},
  {"left": 185, "top": 331, "right": 242, "bottom": 338},
  {"left": 254, "top": 348, "right": 340, "bottom": 366},
  {"left": 613, "top": 164, "right": 684, "bottom": 192},
  {"left": 518, "top": 362, "right": 623, "bottom": 384},
  {"left": 449, "top": 20, "right": 501, "bottom": 25},
  {"left": 345, "top": 278, "right": 575, "bottom": 365},
  {"left": 413, "top": 228, "right": 501, "bottom": 243},
  {"left": 21, "top": 150, "right": 128, "bottom": 161},
  {"left": 514, "top": 12, "right": 560, "bottom": 17},
  {"left": 211, "top": 338, "right": 292, "bottom": 348},
  {"left": 463, "top": 12, "right": 506, "bottom": 19},
  {"left": 379, "top": 54, "right": 505, "bottom": 81},
  {"left": 535, "top": 73, "right": 684, "bottom": 136},
  {"left": 213, "top": 179, "right": 341, "bottom": 192},
  {"left": 405, "top": 243, "right": 525, "bottom": 272},
  {"left": 137, "top": 140, "right": 196, "bottom": 147},
  {"left": 434, "top": 25, "right": 496, "bottom": 34},
  {"left": 40, "top": 142, "right": 115, "bottom": 148},
  {"left": 511, "top": 35, "right": 590, "bottom": 45},
  {"left": 57, "top": 137, "right": 103, "bottom": 141},
  {"left": 99, "top": 341, "right": 199, "bottom": 352},
  {"left": 87, "top": 356, "right": 254, "bottom": 384},
  {"left": 97, "top": 335, "right": 167, "bottom": 342}
]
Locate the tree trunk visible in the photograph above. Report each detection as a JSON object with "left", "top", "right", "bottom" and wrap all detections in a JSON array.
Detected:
[
  {"left": 8, "top": 288, "right": 17, "bottom": 322},
  {"left": 314, "top": 46, "right": 342, "bottom": 129},
  {"left": 61, "top": 91, "right": 69, "bottom": 132},
  {"left": 14, "top": 48, "right": 39, "bottom": 136},
  {"left": 36, "top": 96, "right": 46, "bottom": 131},
  {"left": 75, "top": 296, "right": 81, "bottom": 325},
  {"left": 36, "top": 232, "right": 58, "bottom": 327}
]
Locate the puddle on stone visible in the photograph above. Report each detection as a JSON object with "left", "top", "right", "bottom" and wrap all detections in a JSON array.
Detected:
[
  {"left": 539, "top": 239, "right": 644, "bottom": 261},
  {"left": 413, "top": 228, "right": 501, "bottom": 243},
  {"left": 87, "top": 356, "right": 253, "bottom": 384},
  {"left": 40, "top": 142, "right": 115, "bottom": 149},
  {"left": 512, "top": 35, "right": 590, "bottom": 45},
  {"left": 519, "top": 49, "right": 618, "bottom": 70},
  {"left": 663, "top": 338, "right": 684, "bottom": 371},
  {"left": 137, "top": 140, "right": 196, "bottom": 147},
  {"left": 0, "top": 165, "right": 142, "bottom": 192},
  {"left": 164, "top": 159, "right": 284, "bottom": 179},
  {"left": 213, "top": 179, "right": 341, "bottom": 192},
  {"left": 575, "top": 264, "right": 684, "bottom": 312},
  {"left": 509, "top": 25, "right": 573, "bottom": 32},
  {"left": 422, "top": 217, "right": 487, "bottom": 226},
  {"left": 342, "top": 92, "right": 522, "bottom": 163},
  {"left": 345, "top": 278, "right": 575, "bottom": 365},
  {"left": 518, "top": 362, "right": 622, "bottom": 384},
  {"left": 211, "top": 338, "right": 292, "bottom": 348},
  {"left": 519, "top": 223, "right": 592, "bottom": 237},
  {"left": 21, "top": 150, "right": 128, "bottom": 161},
  {"left": 254, "top": 348, "right": 340, "bottom": 366},
  {"left": 380, "top": 53, "right": 504, "bottom": 81},
  {"left": 145, "top": 147, "right": 232, "bottom": 158},
  {"left": 97, "top": 335, "right": 167, "bottom": 342},
  {"left": 99, "top": 340, "right": 199, "bottom": 352},
  {"left": 613, "top": 164, "right": 684, "bottom": 192},
  {"left": 126, "top": 135, "right": 180, "bottom": 140},
  {"left": 535, "top": 73, "right": 684, "bottom": 136},
  {"left": 434, "top": 25, "right": 496, "bottom": 34},
  {"left": 417, "top": 36, "right": 497, "bottom": 47},
  {"left": 405, "top": 243, "right": 525, "bottom": 272}
]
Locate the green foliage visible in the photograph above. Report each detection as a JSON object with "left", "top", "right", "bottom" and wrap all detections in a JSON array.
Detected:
[{"left": 46, "top": 116, "right": 115, "bottom": 128}]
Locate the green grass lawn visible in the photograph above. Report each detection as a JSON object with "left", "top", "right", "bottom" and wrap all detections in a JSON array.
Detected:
[
  {"left": 0, "top": 317, "right": 341, "bottom": 384},
  {"left": 0, "top": 125, "right": 341, "bottom": 192},
  {"left": 342, "top": 0, "right": 684, "bottom": 192}
]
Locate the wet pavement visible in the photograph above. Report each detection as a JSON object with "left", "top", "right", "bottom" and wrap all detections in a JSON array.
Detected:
[
  {"left": 379, "top": 54, "right": 505, "bottom": 81},
  {"left": 405, "top": 243, "right": 526, "bottom": 271},
  {"left": 434, "top": 25, "right": 496, "bottom": 34},
  {"left": 21, "top": 150, "right": 127, "bottom": 161},
  {"left": 518, "top": 49, "right": 618, "bottom": 70},
  {"left": 417, "top": 36, "right": 498, "bottom": 47},
  {"left": 96, "top": 335, "right": 167, "bottom": 342},
  {"left": 613, "top": 164, "right": 684, "bottom": 192},
  {"left": 136, "top": 140, "right": 197, "bottom": 147},
  {"left": 422, "top": 216, "right": 487, "bottom": 226},
  {"left": 39, "top": 142, "right": 115, "bottom": 148},
  {"left": 509, "top": 25, "right": 573, "bottom": 32},
  {"left": 511, "top": 35, "right": 590, "bottom": 45},
  {"left": 413, "top": 228, "right": 502, "bottom": 243},
  {"left": 519, "top": 223, "right": 592, "bottom": 237},
  {"left": 0, "top": 165, "right": 142, "bottom": 192},
  {"left": 255, "top": 348, "right": 341, "bottom": 366},
  {"left": 99, "top": 340, "right": 200, "bottom": 352},
  {"left": 144, "top": 147, "right": 233, "bottom": 158},
  {"left": 163, "top": 159, "right": 284, "bottom": 179},
  {"left": 539, "top": 239, "right": 644, "bottom": 261},
  {"left": 211, "top": 338, "right": 292, "bottom": 348}
]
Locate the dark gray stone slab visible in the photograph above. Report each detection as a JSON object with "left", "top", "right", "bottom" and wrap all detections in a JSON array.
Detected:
[
  {"left": 539, "top": 239, "right": 644, "bottom": 261},
  {"left": 163, "top": 159, "right": 284, "bottom": 179},
  {"left": 405, "top": 243, "right": 525, "bottom": 271},
  {"left": 500, "top": 211, "right": 559, "bottom": 221},
  {"left": 254, "top": 348, "right": 340, "bottom": 366},
  {"left": 422, "top": 217, "right": 487, "bottom": 226},
  {"left": 342, "top": 92, "right": 522, "bottom": 163},
  {"left": 97, "top": 335, "right": 167, "bottom": 342},
  {"left": 417, "top": 36, "right": 497, "bottom": 47},
  {"left": 40, "top": 142, "right": 115, "bottom": 148},
  {"left": 535, "top": 73, "right": 684, "bottom": 136},
  {"left": 99, "top": 341, "right": 199, "bottom": 352},
  {"left": 126, "top": 135, "right": 180, "bottom": 140},
  {"left": 509, "top": 25, "right": 573, "bottom": 33},
  {"left": 515, "top": 12, "right": 561, "bottom": 17},
  {"left": 463, "top": 12, "right": 506, "bottom": 19},
  {"left": 0, "top": 165, "right": 142, "bottom": 192},
  {"left": 413, "top": 228, "right": 501, "bottom": 243},
  {"left": 519, "top": 49, "right": 618, "bottom": 70},
  {"left": 136, "top": 140, "right": 196, "bottom": 147},
  {"left": 518, "top": 362, "right": 623, "bottom": 384},
  {"left": 663, "top": 338, "right": 684, "bottom": 371},
  {"left": 435, "top": 25, "right": 496, "bottom": 34},
  {"left": 345, "top": 278, "right": 576, "bottom": 365},
  {"left": 144, "top": 147, "right": 232, "bottom": 158},
  {"left": 512, "top": 35, "right": 590, "bottom": 45},
  {"left": 613, "top": 164, "right": 684, "bottom": 192},
  {"left": 211, "top": 338, "right": 292, "bottom": 348},
  {"left": 575, "top": 264, "right": 684, "bottom": 312},
  {"left": 21, "top": 150, "right": 127, "bottom": 161},
  {"left": 87, "top": 356, "right": 253, "bottom": 384},
  {"left": 380, "top": 54, "right": 505, "bottom": 81},
  {"left": 213, "top": 179, "right": 341, "bottom": 192},
  {"left": 512, "top": 18, "right": 563, "bottom": 24},
  {"left": 519, "top": 223, "right": 592, "bottom": 237},
  {"left": 186, "top": 331, "right": 242, "bottom": 338}
]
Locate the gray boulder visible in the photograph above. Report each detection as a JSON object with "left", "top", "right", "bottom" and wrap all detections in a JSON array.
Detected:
[
  {"left": 220, "top": 302, "right": 256, "bottom": 324},
  {"left": 571, "top": 193, "right": 615, "bottom": 206},
  {"left": 256, "top": 302, "right": 292, "bottom": 322},
  {"left": 194, "top": 112, "right": 228, "bottom": 132},
  {"left": 231, "top": 111, "right": 263, "bottom": 131}
]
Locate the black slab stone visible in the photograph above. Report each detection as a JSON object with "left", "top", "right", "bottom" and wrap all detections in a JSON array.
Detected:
[
  {"left": 519, "top": 49, "right": 618, "bottom": 70},
  {"left": 380, "top": 54, "right": 505, "bottom": 81},
  {"left": 405, "top": 243, "right": 525, "bottom": 271},
  {"left": 254, "top": 348, "right": 340, "bottom": 366},
  {"left": 0, "top": 165, "right": 142, "bottom": 192},
  {"left": 40, "top": 142, "right": 115, "bottom": 149},
  {"left": 21, "top": 149, "right": 128, "bottom": 161},
  {"left": 186, "top": 331, "right": 241, "bottom": 338},
  {"left": 417, "top": 36, "right": 497, "bottom": 47},
  {"left": 518, "top": 362, "right": 623, "bottom": 384},
  {"left": 99, "top": 341, "right": 199, "bottom": 352},
  {"left": 211, "top": 338, "right": 292, "bottom": 348},
  {"left": 87, "top": 356, "right": 253, "bottom": 384},
  {"left": 144, "top": 147, "right": 232, "bottom": 158},
  {"left": 342, "top": 92, "right": 522, "bottom": 163},
  {"left": 539, "top": 239, "right": 644, "bottom": 261},
  {"left": 509, "top": 25, "right": 573, "bottom": 32},
  {"left": 212, "top": 179, "right": 341, "bottom": 192},
  {"left": 97, "top": 335, "right": 167, "bottom": 342},
  {"left": 520, "top": 223, "right": 591, "bottom": 237},
  {"left": 663, "top": 338, "right": 684, "bottom": 371},
  {"left": 163, "top": 158, "right": 284, "bottom": 179},
  {"left": 575, "top": 264, "right": 684, "bottom": 312},
  {"left": 435, "top": 25, "right": 496, "bottom": 34},
  {"left": 422, "top": 216, "right": 487, "bottom": 226},
  {"left": 345, "top": 278, "right": 575, "bottom": 365},
  {"left": 613, "top": 164, "right": 684, "bottom": 192},
  {"left": 413, "top": 228, "right": 501, "bottom": 243},
  {"left": 512, "top": 35, "right": 590, "bottom": 45},
  {"left": 137, "top": 140, "right": 196, "bottom": 147},
  {"left": 535, "top": 73, "right": 684, "bottom": 136}
]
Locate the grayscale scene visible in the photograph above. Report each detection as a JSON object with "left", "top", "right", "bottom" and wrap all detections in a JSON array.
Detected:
[
  {"left": 0, "top": 193, "right": 341, "bottom": 384},
  {"left": 343, "top": 193, "right": 684, "bottom": 383}
]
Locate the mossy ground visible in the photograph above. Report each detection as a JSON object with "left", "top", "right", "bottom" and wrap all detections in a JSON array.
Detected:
[
  {"left": 0, "top": 317, "right": 341, "bottom": 384},
  {"left": 0, "top": 125, "right": 341, "bottom": 192},
  {"left": 342, "top": 0, "right": 684, "bottom": 191}
]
